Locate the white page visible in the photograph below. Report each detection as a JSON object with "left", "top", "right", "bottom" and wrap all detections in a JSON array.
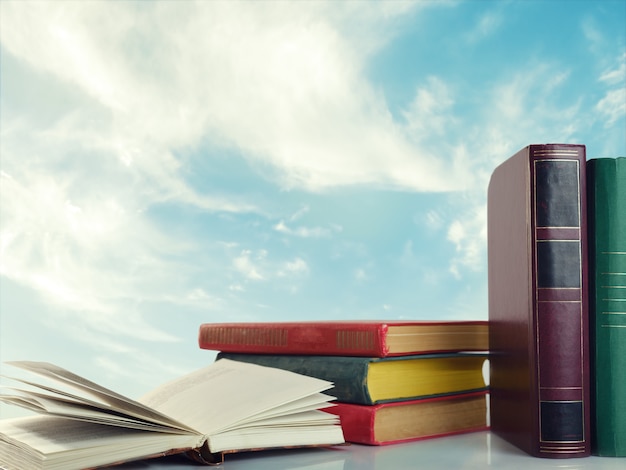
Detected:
[
  {"left": 0, "top": 389, "right": 186, "bottom": 433},
  {"left": 221, "top": 410, "right": 340, "bottom": 432},
  {"left": 140, "top": 359, "right": 335, "bottom": 435},
  {"left": 0, "top": 416, "right": 199, "bottom": 470},
  {"left": 4, "top": 361, "right": 194, "bottom": 432},
  {"left": 207, "top": 424, "right": 346, "bottom": 453},
  {"left": 223, "top": 393, "right": 336, "bottom": 430}
]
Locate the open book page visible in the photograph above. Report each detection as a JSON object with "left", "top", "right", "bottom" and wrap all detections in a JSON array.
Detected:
[
  {"left": 0, "top": 388, "right": 189, "bottom": 433},
  {"left": 0, "top": 416, "right": 198, "bottom": 469},
  {"left": 225, "top": 395, "right": 336, "bottom": 431},
  {"left": 207, "top": 424, "right": 345, "bottom": 454},
  {"left": 140, "top": 359, "right": 337, "bottom": 436},
  {"left": 2, "top": 361, "right": 194, "bottom": 433},
  {"left": 229, "top": 410, "right": 339, "bottom": 430},
  {"left": 0, "top": 358, "right": 344, "bottom": 466}
]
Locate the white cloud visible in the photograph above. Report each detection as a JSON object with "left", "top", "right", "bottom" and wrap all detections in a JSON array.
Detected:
[
  {"left": 447, "top": 220, "right": 466, "bottom": 247},
  {"left": 234, "top": 249, "right": 312, "bottom": 283},
  {"left": 185, "top": 288, "right": 220, "bottom": 306},
  {"left": 0, "top": 2, "right": 418, "bottom": 357},
  {"left": 289, "top": 206, "right": 311, "bottom": 221},
  {"left": 431, "top": 61, "right": 584, "bottom": 280},
  {"left": 1, "top": 1, "right": 468, "bottom": 193},
  {"left": 403, "top": 76, "right": 456, "bottom": 140},
  {"left": 282, "top": 258, "right": 310, "bottom": 276},
  {"left": 582, "top": 15, "right": 604, "bottom": 52},
  {"left": 596, "top": 53, "right": 626, "bottom": 127},
  {"left": 0, "top": 1, "right": 470, "bottom": 352},
  {"left": 233, "top": 250, "right": 266, "bottom": 281},
  {"left": 599, "top": 54, "right": 626, "bottom": 85},
  {"left": 465, "top": 9, "right": 504, "bottom": 43},
  {"left": 423, "top": 209, "right": 445, "bottom": 231},
  {"left": 490, "top": 63, "right": 576, "bottom": 127},
  {"left": 275, "top": 206, "right": 345, "bottom": 239},
  {"left": 597, "top": 88, "right": 626, "bottom": 127},
  {"left": 446, "top": 202, "right": 487, "bottom": 279},
  {"left": 274, "top": 220, "right": 339, "bottom": 238},
  {"left": 2, "top": 0, "right": 621, "bottom": 374}
]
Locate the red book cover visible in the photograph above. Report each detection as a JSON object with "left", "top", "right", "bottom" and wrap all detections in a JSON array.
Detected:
[
  {"left": 328, "top": 391, "right": 488, "bottom": 446},
  {"left": 488, "top": 144, "right": 590, "bottom": 458},
  {"left": 198, "top": 320, "right": 488, "bottom": 357}
]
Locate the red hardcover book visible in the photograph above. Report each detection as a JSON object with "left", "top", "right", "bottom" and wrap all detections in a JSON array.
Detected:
[
  {"left": 198, "top": 320, "right": 488, "bottom": 357},
  {"left": 327, "top": 391, "right": 488, "bottom": 446},
  {"left": 488, "top": 144, "right": 590, "bottom": 458}
]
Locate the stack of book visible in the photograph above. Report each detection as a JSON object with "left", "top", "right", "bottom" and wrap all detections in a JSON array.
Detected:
[
  {"left": 488, "top": 144, "right": 625, "bottom": 459},
  {"left": 198, "top": 320, "right": 490, "bottom": 446}
]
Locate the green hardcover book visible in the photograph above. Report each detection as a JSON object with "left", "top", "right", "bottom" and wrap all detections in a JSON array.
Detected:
[
  {"left": 216, "top": 352, "right": 487, "bottom": 405},
  {"left": 587, "top": 157, "right": 626, "bottom": 457}
]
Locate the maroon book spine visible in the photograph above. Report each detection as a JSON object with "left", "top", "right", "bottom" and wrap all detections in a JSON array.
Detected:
[{"left": 488, "top": 144, "right": 590, "bottom": 458}]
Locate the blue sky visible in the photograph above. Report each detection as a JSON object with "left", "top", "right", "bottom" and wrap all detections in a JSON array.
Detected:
[{"left": 1, "top": 0, "right": 625, "bottom": 410}]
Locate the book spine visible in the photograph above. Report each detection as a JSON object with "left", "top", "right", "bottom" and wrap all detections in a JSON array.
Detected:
[
  {"left": 216, "top": 353, "right": 374, "bottom": 404},
  {"left": 587, "top": 157, "right": 626, "bottom": 457},
  {"left": 199, "top": 323, "right": 387, "bottom": 356},
  {"left": 328, "top": 403, "right": 378, "bottom": 445},
  {"left": 529, "top": 145, "right": 590, "bottom": 457}
]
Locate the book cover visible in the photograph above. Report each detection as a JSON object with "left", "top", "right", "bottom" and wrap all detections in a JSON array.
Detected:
[
  {"left": 199, "top": 320, "right": 488, "bottom": 357},
  {"left": 587, "top": 157, "right": 626, "bottom": 457},
  {"left": 0, "top": 360, "right": 345, "bottom": 469},
  {"left": 487, "top": 144, "right": 591, "bottom": 458},
  {"left": 327, "top": 391, "right": 488, "bottom": 446},
  {"left": 216, "top": 352, "right": 487, "bottom": 405}
]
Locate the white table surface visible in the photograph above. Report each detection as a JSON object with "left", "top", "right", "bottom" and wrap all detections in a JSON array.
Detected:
[{"left": 112, "top": 431, "right": 624, "bottom": 470}]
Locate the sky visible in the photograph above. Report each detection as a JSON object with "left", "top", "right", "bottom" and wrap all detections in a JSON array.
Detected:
[{"left": 1, "top": 0, "right": 625, "bottom": 411}]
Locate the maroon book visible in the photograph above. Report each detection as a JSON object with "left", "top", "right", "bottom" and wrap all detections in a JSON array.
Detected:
[{"left": 487, "top": 144, "right": 590, "bottom": 458}]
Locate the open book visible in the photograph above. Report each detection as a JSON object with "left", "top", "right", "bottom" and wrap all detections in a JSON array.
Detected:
[{"left": 0, "top": 359, "right": 345, "bottom": 469}]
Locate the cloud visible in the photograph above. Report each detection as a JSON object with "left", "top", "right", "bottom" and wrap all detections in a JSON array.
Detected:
[
  {"left": 403, "top": 76, "right": 456, "bottom": 140},
  {"left": 424, "top": 210, "right": 445, "bottom": 232},
  {"left": 0, "top": 1, "right": 450, "bottom": 358},
  {"left": 2, "top": 1, "right": 622, "bottom": 374},
  {"left": 596, "top": 53, "right": 626, "bottom": 127},
  {"left": 289, "top": 206, "right": 311, "bottom": 222},
  {"left": 274, "top": 220, "right": 341, "bottom": 238},
  {"left": 597, "top": 88, "right": 626, "bottom": 127},
  {"left": 233, "top": 248, "right": 312, "bottom": 284},
  {"left": 280, "top": 258, "right": 310, "bottom": 276},
  {"left": 1, "top": 1, "right": 469, "bottom": 193},
  {"left": 599, "top": 53, "right": 626, "bottom": 85},
  {"left": 446, "top": 200, "right": 487, "bottom": 279},
  {"left": 274, "top": 205, "right": 343, "bottom": 238},
  {"left": 233, "top": 250, "right": 266, "bottom": 281},
  {"left": 0, "top": 166, "right": 186, "bottom": 343},
  {"left": 422, "top": 60, "right": 586, "bottom": 280},
  {"left": 0, "top": 1, "right": 472, "bottom": 351},
  {"left": 465, "top": 9, "right": 504, "bottom": 43}
]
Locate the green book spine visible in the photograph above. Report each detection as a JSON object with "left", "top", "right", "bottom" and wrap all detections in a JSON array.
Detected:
[{"left": 587, "top": 157, "right": 626, "bottom": 457}]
